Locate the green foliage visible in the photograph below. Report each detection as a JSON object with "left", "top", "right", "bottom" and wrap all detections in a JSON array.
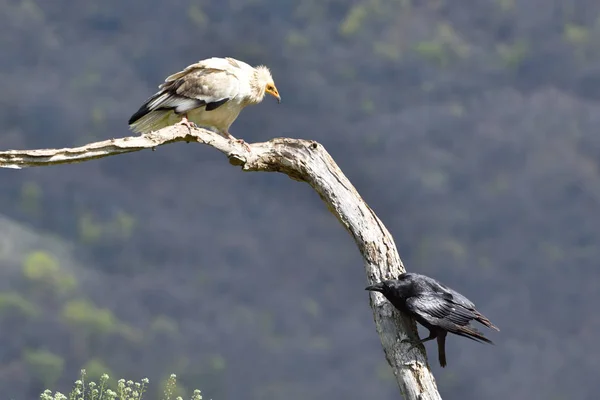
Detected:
[
  {"left": 41, "top": 370, "right": 204, "bottom": 400},
  {"left": 361, "top": 98, "right": 376, "bottom": 114},
  {"left": 414, "top": 41, "right": 447, "bottom": 66},
  {"left": 564, "top": 24, "right": 589, "bottom": 46},
  {"left": 112, "top": 212, "right": 137, "bottom": 239},
  {"left": 22, "top": 250, "right": 77, "bottom": 296},
  {"left": 78, "top": 211, "right": 137, "bottom": 245},
  {"left": 372, "top": 41, "right": 401, "bottom": 60},
  {"left": 24, "top": 348, "right": 65, "bottom": 388},
  {"left": 19, "top": 0, "right": 44, "bottom": 21},
  {"left": 82, "top": 359, "right": 115, "bottom": 382},
  {"left": 563, "top": 23, "right": 590, "bottom": 61},
  {"left": 150, "top": 315, "right": 179, "bottom": 337},
  {"left": 339, "top": 4, "right": 369, "bottom": 37},
  {"left": 78, "top": 213, "right": 104, "bottom": 244},
  {"left": 414, "top": 23, "right": 469, "bottom": 67},
  {"left": 91, "top": 106, "right": 106, "bottom": 126},
  {"left": 497, "top": 40, "right": 529, "bottom": 69},
  {"left": 20, "top": 181, "right": 42, "bottom": 216},
  {"left": 0, "top": 291, "right": 40, "bottom": 318},
  {"left": 61, "top": 299, "right": 141, "bottom": 346},
  {"left": 420, "top": 169, "right": 448, "bottom": 191},
  {"left": 301, "top": 297, "right": 321, "bottom": 318},
  {"left": 285, "top": 31, "right": 310, "bottom": 49},
  {"left": 208, "top": 354, "right": 226, "bottom": 372},
  {"left": 23, "top": 251, "right": 60, "bottom": 279},
  {"left": 69, "top": 70, "right": 102, "bottom": 92},
  {"left": 62, "top": 299, "right": 119, "bottom": 335},
  {"left": 439, "top": 238, "right": 467, "bottom": 261},
  {"left": 495, "top": 0, "right": 515, "bottom": 12},
  {"left": 188, "top": 3, "right": 207, "bottom": 28}
]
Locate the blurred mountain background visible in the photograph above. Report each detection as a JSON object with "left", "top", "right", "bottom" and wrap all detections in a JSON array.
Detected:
[{"left": 1, "top": 0, "right": 600, "bottom": 399}]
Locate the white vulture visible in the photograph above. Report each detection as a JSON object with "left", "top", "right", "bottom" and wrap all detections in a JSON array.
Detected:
[{"left": 128, "top": 57, "right": 281, "bottom": 147}]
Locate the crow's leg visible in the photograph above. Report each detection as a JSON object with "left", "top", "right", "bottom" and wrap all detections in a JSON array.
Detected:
[
  {"left": 401, "top": 330, "right": 437, "bottom": 352},
  {"left": 437, "top": 331, "right": 448, "bottom": 367}
]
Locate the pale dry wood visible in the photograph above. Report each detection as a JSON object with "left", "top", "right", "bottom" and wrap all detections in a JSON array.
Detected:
[{"left": 0, "top": 125, "right": 442, "bottom": 399}]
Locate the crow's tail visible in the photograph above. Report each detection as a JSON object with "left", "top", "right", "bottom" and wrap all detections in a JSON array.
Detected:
[
  {"left": 453, "top": 325, "right": 494, "bottom": 345},
  {"left": 474, "top": 310, "right": 500, "bottom": 331}
]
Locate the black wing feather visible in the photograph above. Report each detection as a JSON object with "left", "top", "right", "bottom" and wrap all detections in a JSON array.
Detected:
[{"left": 406, "top": 295, "right": 495, "bottom": 344}]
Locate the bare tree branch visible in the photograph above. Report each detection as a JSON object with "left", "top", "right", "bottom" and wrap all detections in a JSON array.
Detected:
[{"left": 0, "top": 125, "right": 442, "bottom": 399}]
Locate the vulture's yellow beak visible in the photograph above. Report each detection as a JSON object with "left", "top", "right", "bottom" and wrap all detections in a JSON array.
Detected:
[{"left": 265, "top": 84, "right": 281, "bottom": 103}]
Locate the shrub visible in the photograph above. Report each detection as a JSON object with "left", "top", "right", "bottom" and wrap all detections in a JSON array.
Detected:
[{"left": 40, "top": 370, "right": 205, "bottom": 400}]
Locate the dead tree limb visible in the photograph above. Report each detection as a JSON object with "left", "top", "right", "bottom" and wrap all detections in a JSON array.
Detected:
[{"left": 0, "top": 125, "right": 442, "bottom": 399}]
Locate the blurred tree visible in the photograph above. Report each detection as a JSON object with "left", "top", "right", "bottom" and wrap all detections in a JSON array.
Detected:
[{"left": 23, "top": 348, "right": 65, "bottom": 389}]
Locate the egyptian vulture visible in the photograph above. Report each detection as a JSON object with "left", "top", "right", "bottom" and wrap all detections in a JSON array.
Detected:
[{"left": 128, "top": 57, "right": 281, "bottom": 147}]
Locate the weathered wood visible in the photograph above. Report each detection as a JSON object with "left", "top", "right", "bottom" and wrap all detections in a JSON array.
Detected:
[{"left": 0, "top": 125, "right": 442, "bottom": 399}]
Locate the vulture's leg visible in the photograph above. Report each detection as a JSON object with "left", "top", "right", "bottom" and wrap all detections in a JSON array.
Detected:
[{"left": 178, "top": 114, "right": 197, "bottom": 130}]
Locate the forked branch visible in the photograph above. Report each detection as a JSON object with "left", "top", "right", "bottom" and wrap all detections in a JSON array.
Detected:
[{"left": 0, "top": 126, "right": 441, "bottom": 400}]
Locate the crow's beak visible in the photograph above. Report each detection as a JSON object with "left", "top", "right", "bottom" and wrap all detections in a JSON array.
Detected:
[{"left": 365, "top": 283, "right": 384, "bottom": 293}]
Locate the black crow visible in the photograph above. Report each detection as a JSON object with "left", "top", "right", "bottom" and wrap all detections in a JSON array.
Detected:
[{"left": 365, "top": 272, "right": 499, "bottom": 367}]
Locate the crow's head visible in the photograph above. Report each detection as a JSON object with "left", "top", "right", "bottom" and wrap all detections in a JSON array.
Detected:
[{"left": 365, "top": 274, "right": 413, "bottom": 298}]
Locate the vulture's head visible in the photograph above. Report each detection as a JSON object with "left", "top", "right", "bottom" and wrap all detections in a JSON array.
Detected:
[{"left": 254, "top": 65, "right": 281, "bottom": 103}]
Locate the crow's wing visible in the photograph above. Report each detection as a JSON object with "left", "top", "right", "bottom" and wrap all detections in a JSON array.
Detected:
[
  {"left": 405, "top": 273, "right": 477, "bottom": 308},
  {"left": 407, "top": 294, "right": 475, "bottom": 327},
  {"left": 442, "top": 290, "right": 499, "bottom": 331},
  {"left": 406, "top": 295, "right": 494, "bottom": 344},
  {"left": 421, "top": 276, "right": 499, "bottom": 331}
]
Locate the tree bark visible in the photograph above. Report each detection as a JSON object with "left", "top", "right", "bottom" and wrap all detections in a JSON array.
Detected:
[{"left": 0, "top": 125, "right": 442, "bottom": 399}]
